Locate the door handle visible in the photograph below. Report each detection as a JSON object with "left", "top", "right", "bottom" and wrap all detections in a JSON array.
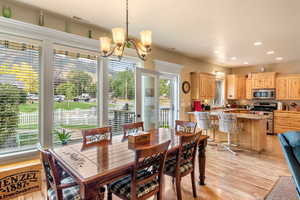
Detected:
[{"left": 137, "top": 114, "right": 141, "bottom": 118}]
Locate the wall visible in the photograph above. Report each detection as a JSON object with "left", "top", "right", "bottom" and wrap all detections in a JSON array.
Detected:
[
  {"left": 231, "top": 60, "right": 300, "bottom": 75},
  {"left": 0, "top": 0, "right": 229, "bottom": 120}
]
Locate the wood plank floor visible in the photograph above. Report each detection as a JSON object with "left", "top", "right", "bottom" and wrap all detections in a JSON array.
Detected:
[{"left": 13, "top": 135, "right": 290, "bottom": 200}]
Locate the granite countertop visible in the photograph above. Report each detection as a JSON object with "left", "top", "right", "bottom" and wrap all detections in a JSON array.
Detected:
[{"left": 187, "top": 109, "right": 269, "bottom": 120}]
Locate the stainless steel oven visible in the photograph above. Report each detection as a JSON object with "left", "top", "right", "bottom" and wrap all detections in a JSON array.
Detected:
[{"left": 252, "top": 89, "right": 276, "bottom": 100}]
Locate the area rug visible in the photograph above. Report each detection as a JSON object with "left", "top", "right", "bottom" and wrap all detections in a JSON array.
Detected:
[{"left": 265, "top": 176, "right": 299, "bottom": 200}]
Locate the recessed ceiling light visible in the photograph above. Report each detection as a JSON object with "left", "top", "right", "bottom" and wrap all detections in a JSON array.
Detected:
[
  {"left": 254, "top": 41, "right": 263, "bottom": 46},
  {"left": 231, "top": 57, "right": 237, "bottom": 60},
  {"left": 214, "top": 50, "right": 220, "bottom": 54},
  {"left": 276, "top": 57, "right": 283, "bottom": 61},
  {"left": 267, "top": 51, "right": 275, "bottom": 55},
  {"left": 244, "top": 61, "right": 249, "bottom": 65}
]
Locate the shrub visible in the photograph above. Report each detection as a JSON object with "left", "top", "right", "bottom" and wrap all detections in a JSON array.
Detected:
[{"left": 0, "top": 84, "right": 20, "bottom": 145}]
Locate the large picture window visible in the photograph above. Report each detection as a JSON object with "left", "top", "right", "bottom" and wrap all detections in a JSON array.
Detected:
[
  {"left": 52, "top": 47, "right": 99, "bottom": 143},
  {"left": 0, "top": 39, "right": 40, "bottom": 154},
  {"left": 108, "top": 59, "right": 137, "bottom": 134}
]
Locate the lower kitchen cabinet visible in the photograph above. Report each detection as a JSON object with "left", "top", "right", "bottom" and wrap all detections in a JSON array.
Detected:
[{"left": 274, "top": 111, "right": 300, "bottom": 133}]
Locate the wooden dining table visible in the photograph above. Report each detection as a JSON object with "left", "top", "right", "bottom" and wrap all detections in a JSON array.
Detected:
[{"left": 50, "top": 128, "right": 208, "bottom": 200}]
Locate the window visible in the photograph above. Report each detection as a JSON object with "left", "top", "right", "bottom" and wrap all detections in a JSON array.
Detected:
[
  {"left": 0, "top": 39, "right": 40, "bottom": 154},
  {"left": 108, "top": 59, "right": 137, "bottom": 134},
  {"left": 214, "top": 79, "right": 225, "bottom": 106},
  {"left": 52, "top": 47, "right": 98, "bottom": 143}
]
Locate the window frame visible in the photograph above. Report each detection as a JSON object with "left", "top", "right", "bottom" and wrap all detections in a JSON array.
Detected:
[{"left": 0, "top": 17, "right": 102, "bottom": 163}]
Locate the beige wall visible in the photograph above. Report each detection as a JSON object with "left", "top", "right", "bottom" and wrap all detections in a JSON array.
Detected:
[
  {"left": 0, "top": 0, "right": 230, "bottom": 120},
  {"left": 231, "top": 60, "right": 300, "bottom": 75}
]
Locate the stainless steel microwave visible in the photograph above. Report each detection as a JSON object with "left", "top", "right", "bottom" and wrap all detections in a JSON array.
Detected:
[{"left": 252, "top": 89, "right": 276, "bottom": 100}]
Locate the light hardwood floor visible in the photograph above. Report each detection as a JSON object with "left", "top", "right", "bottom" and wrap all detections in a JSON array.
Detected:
[{"left": 14, "top": 135, "right": 290, "bottom": 200}]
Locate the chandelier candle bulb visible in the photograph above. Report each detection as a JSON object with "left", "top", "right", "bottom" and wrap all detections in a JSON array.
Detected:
[
  {"left": 112, "top": 28, "right": 125, "bottom": 46},
  {"left": 140, "top": 30, "right": 152, "bottom": 47},
  {"left": 99, "top": 37, "right": 111, "bottom": 53}
]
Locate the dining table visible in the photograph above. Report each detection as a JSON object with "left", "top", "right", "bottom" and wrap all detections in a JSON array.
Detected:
[{"left": 50, "top": 128, "right": 208, "bottom": 200}]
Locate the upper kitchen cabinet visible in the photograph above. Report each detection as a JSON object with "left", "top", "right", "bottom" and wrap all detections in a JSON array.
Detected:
[
  {"left": 252, "top": 72, "right": 276, "bottom": 89},
  {"left": 245, "top": 78, "right": 252, "bottom": 99},
  {"left": 276, "top": 74, "right": 300, "bottom": 100},
  {"left": 191, "top": 72, "right": 216, "bottom": 100},
  {"left": 276, "top": 76, "right": 289, "bottom": 100},
  {"left": 227, "top": 74, "right": 246, "bottom": 100}
]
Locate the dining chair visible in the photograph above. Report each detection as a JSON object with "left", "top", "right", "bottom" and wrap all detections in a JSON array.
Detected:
[
  {"left": 123, "top": 121, "right": 144, "bottom": 137},
  {"left": 39, "top": 148, "right": 81, "bottom": 200},
  {"left": 164, "top": 132, "right": 200, "bottom": 200},
  {"left": 82, "top": 126, "right": 112, "bottom": 148},
  {"left": 108, "top": 140, "right": 171, "bottom": 200},
  {"left": 175, "top": 120, "right": 197, "bottom": 133}
]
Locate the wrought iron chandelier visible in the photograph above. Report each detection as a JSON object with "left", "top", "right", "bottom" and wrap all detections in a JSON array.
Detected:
[{"left": 99, "top": 0, "right": 152, "bottom": 61}]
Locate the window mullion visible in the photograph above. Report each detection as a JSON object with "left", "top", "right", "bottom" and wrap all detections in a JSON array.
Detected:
[
  {"left": 100, "top": 58, "right": 109, "bottom": 126},
  {"left": 39, "top": 40, "right": 54, "bottom": 149}
]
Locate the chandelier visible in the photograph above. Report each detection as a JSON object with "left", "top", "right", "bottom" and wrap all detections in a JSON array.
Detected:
[{"left": 99, "top": 0, "right": 152, "bottom": 61}]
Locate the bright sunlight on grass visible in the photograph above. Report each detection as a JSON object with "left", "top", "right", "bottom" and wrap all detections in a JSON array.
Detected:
[{"left": 19, "top": 102, "right": 97, "bottom": 113}]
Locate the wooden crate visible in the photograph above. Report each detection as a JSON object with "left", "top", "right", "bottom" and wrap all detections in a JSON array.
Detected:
[{"left": 0, "top": 160, "right": 42, "bottom": 200}]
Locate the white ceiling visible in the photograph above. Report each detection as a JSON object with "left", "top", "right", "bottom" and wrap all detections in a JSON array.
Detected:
[{"left": 15, "top": 0, "right": 300, "bottom": 67}]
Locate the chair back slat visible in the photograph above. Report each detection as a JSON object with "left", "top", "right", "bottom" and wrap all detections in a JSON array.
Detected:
[
  {"left": 176, "top": 133, "right": 201, "bottom": 173},
  {"left": 123, "top": 122, "right": 144, "bottom": 137},
  {"left": 131, "top": 140, "right": 170, "bottom": 199},
  {"left": 175, "top": 120, "right": 197, "bottom": 133},
  {"left": 82, "top": 126, "right": 112, "bottom": 147}
]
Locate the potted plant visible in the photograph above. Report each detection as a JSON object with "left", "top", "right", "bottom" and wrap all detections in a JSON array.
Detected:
[{"left": 54, "top": 129, "right": 71, "bottom": 145}]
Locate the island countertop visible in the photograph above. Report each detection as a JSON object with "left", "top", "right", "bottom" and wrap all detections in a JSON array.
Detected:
[
  {"left": 188, "top": 109, "right": 268, "bottom": 152},
  {"left": 187, "top": 109, "right": 269, "bottom": 120}
]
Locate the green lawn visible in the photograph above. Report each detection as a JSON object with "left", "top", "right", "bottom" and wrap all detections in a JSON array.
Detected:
[{"left": 19, "top": 102, "right": 97, "bottom": 113}]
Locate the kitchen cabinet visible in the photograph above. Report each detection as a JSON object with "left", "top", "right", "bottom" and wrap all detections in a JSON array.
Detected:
[
  {"left": 226, "top": 74, "right": 246, "bottom": 100},
  {"left": 245, "top": 78, "right": 252, "bottom": 99},
  {"left": 191, "top": 72, "right": 216, "bottom": 100},
  {"left": 276, "top": 74, "right": 300, "bottom": 100},
  {"left": 274, "top": 111, "right": 300, "bottom": 133},
  {"left": 252, "top": 72, "right": 276, "bottom": 89}
]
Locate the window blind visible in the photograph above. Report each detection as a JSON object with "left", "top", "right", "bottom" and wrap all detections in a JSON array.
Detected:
[
  {"left": 52, "top": 47, "right": 98, "bottom": 143},
  {"left": 108, "top": 59, "right": 137, "bottom": 134},
  {"left": 0, "top": 39, "right": 40, "bottom": 154}
]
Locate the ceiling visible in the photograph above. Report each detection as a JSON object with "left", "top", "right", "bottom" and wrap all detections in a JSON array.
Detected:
[{"left": 15, "top": 0, "right": 300, "bottom": 67}]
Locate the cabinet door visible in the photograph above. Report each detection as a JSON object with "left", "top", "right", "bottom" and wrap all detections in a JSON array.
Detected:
[
  {"left": 191, "top": 73, "right": 200, "bottom": 99},
  {"left": 276, "top": 78, "right": 289, "bottom": 100},
  {"left": 236, "top": 76, "right": 246, "bottom": 99},
  {"left": 289, "top": 78, "right": 300, "bottom": 100},
  {"left": 227, "top": 75, "right": 236, "bottom": 99},
  {"left": 199, "top": 76, "right": 207, "bottom": 99},
  {"left": 206, "top": 77, "right": 216, "bottom": 99},
  {"left": 246, "top": 78, "right": 252, "bottom": 99}
]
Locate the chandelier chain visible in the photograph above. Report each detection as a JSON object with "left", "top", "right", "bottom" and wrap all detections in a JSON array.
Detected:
[{"left": 126, "top": 0, "right": 129, "bottom": 40}]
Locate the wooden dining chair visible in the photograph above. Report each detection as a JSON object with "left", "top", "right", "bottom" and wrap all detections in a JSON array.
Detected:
[
  {"left": 123, "top": 122, "right": 144, "bottom": 137},
  {"left": 175, "top": 120, "right": 197, "bottom": 133},
  {"left": 82, "top": 126, "right": 112, "bottom": 148},
  {"left": 108, "top": 140, "right": 171, "bottom": 200},
  {"left": 39, "top": 148, "right": 81, "bottom": 200},
  {"left": 164, "top": 133, "right": 200, "bottom": 200}
]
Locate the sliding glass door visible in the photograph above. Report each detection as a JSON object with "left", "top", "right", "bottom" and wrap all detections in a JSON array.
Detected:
[
  {"left": 136, "top": 68, "right": 179, "bottom": 130},
  {"left": 159, "top": 74, "right": 178, "bottom": 128},
  {"left": 136, "top": 68, "right": 159, "bottom": 130}
]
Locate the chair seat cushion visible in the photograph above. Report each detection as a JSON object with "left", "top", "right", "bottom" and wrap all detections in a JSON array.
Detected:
[
  {"left": 48, "top": 177, "right": 80, "bottom": 200},
  {"left": 109, "top": 170, "right": 159, "bottom": 199},
  {"left": 164, "top": 157, "right": 193, "bottom": 175}
]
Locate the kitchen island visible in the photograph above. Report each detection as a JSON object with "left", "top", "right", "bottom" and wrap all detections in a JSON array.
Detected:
[{"left": 188, "top": 110, "right": 269, "bottom": 152}]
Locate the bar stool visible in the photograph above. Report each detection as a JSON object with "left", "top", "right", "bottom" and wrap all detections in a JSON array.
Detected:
[
  {"left": 194, "top": 112, "right": 216, "bottom": 142},
  {"left": 218, "top": 113, "right": 239, "bottom": 155}
]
